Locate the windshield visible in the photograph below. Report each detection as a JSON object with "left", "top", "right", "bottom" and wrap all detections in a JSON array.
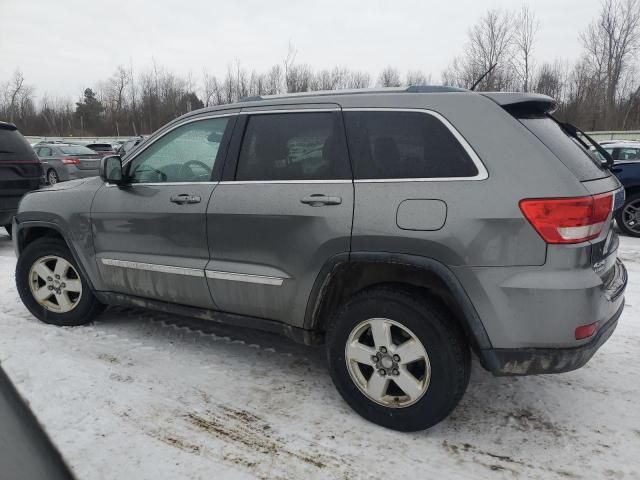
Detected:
[
  {"left": 517, "top": 115, "right": 608, "bottom": 181},
  {"left": 59, "top": 146, "right": 97, "bottom": 156}
]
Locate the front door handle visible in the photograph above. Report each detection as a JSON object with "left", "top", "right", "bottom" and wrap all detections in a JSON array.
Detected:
[
  {"left": 300, "top": 194, "right": 342, "bottom": 206},
  {"left": 170, "top": 194, "right": 201, "bottom": 205}
]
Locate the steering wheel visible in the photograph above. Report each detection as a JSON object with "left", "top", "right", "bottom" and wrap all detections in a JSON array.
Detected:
[{"left": 179, "top": 160, "right": 212, "bottom": 180}]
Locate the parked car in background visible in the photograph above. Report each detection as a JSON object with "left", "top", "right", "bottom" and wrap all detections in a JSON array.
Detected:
[
  {"left": 600, "top": 140, "right": 640, "bottom": 162},
  {"left": 85, "top": 143, "right": 116, "bottom": 157},
  {"left": 13, "top": 88, "right": 627, "bottom": 431},
  {"left": 117, "top": 136, "right": 146, "bottom": 157},
  {"left": 0, "top": 121, "right": 42, "bottom": 237},
  {"left": 591, "top": 141, "right": 640, "bottom": 236},
  {"left": 34, "top": 143, "right": 100, "bottom": 185}
]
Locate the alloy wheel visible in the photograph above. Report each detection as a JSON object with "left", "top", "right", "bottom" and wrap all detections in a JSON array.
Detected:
[
  {"left": 345, "top": 318, "right": 431, "bottom": 408},
  {"left": 48, "top": 170, "right": 58, "bottom": 185},
  {"left": 28, "top": 255, "right": 82, "bottom": 313},
  {"left": 622, "top": 199, "right": 640, "bottom": 234}
]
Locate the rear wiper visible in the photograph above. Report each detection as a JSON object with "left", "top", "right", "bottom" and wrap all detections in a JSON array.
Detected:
[{"left": 553, "top": 117, "right": 614, "bottom": 169}]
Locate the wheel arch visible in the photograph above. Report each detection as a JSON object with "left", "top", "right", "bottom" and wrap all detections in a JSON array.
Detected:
[
  {"left": 304, "top": 252, "right": 493, "bottom": 353},
  {"left": 15, "top": 221, "right": 97, "bottom": 292}
]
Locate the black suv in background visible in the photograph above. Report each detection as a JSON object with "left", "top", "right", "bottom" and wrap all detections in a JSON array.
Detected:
[{"left": 0, "top": 122, "right": 42, "bottom": 236}]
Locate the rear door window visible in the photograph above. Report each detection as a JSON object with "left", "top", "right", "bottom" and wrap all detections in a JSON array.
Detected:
[
  {"left": 235, "top": 112, "right": 350, "bottom": 181},
  {"left": 617, "top": 147, "right": 640, "bottom": 161},
  {"left": 343, "top": 111, "right": 479, "bottom": 179},
  {"left": 59, "top": 146, "right": 97, "bottom": 156},
  {"left": 516, "top": 115, "right": 608, "bottom": 181}
]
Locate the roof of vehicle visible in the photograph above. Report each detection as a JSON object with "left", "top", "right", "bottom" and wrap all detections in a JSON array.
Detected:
[
  {"left": 599, "top": 140, "right": 640, "bottom": 147},
  {"left": 0, "top": 121, "right": 18, "bottom": 131},
  {"left": 35, "top": 143, "right": 83, "bottom": 148},
  {"left": 178, "top": 86, "right": 558, "bottom": 120}
]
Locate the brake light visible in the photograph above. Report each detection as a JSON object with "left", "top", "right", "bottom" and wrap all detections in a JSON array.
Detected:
[
  {"left": 61, "top": 157, "right": 81, "bottom": 165},
  {"left": 519, "top": 193, "right": 613, "bottom": 244}
]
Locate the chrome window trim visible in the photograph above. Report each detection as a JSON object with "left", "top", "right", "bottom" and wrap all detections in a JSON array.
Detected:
[
  {"left": 121, "top": 113, "right": 238, "bottom": 168},
  {"left": 219, "top": 179, "right": 351, "bottom": 185},
  {"left": 205, "top": 270, "right": 284, "bottom": 286},
  {"left": 240, "top": 108, "right": 341, "bottom": 114},
  {"left": 342, "top": 107, "right": 489, "bottom": 183},
  {"left": 101, "top": 258, "right": 205, "bottom": 278},
  {"left": 105, "top": 181, "right": 219, "bottom": 187}
]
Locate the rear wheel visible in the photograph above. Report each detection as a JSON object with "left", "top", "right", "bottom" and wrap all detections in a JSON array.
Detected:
[
  {"left": 326, "top": 286, "right": 470, "bottom": 432},
  {"left": 16, "top": 238, "right": 104, "bottom": 326},
  {"left": 47, "top": 169, "right": 59, "bottom": 185},
  {"left": 616, "top": 193, "right": 640, "bottom": 237}
]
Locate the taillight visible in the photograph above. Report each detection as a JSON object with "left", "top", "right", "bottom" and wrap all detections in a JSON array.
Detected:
[
  {"left": 61, "top": 157, "right": 81, "bottom": 165},
  {"left": 519, "top": 192, "right": 613, "bottom": 244}
]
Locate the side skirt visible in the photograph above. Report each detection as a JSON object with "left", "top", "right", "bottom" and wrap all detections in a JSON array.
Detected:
[{"left": 94, "top": 291, "right": 323, "bottom": 346}]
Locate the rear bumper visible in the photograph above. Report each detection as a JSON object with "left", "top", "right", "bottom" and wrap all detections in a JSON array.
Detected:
[
  {"left": 67, "top": 168, "right": 99, "bottom": 180},
  {"left": 480, "top": 299, "right": 624, "bottom": 375}
]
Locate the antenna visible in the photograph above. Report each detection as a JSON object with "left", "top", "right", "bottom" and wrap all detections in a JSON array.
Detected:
[{"left": 470, "top": 63, "right": 498, "bottom": 91}]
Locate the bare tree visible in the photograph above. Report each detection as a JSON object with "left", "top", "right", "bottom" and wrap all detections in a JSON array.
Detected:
[
  {"left": 581, "top": 0, "right": 640, "bottom": 126},
  {"left": 406, "top": 70, "right": 431, "bottom": 86},
  {"left": 378, "top": 66, "right": 401, "bottom": 87},
  {"left": 444, "top": 9, "right": 515, "bottom": 90},
  {"left": 7, "top": 69, "right": 25, "bottom": 122},
  {"left": 513, "top": 6, "right": 539, "bottom": 92},
  {"left": 347, "top": 71, "right": 371, "bottom": 89},
  {"left": 534, "top": 60, "right": 566, "bottom": 100}
]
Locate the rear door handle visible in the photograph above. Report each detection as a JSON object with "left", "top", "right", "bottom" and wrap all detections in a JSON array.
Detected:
[
  {"left": 170, "top": 194, "right": 201, "bottom": 204},
  {"left": 300, "top": 194, "right": 342, "bottom": 206}
]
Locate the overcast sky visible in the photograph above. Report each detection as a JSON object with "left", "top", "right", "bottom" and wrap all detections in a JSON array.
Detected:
[{"left": 1, "top": 0, "right": 603, "bottom": 101}]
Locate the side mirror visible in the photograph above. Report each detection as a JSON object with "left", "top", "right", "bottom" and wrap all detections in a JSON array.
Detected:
[{"left": 99, "top": 155, "right": 125, "bottom": 184}]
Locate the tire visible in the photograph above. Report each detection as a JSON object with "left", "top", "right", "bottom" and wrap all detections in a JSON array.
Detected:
[
  {"left": 326, "top": 286, "right": 470, "bottom": 432},
  {"left": 616, "top": 193, "right": 640, "bottom": 237},
  {"left": 15, "top": 238, "right": 104, "bottom": 326},
  {"left": 47, "top": 169, "right": 59, "bottom": 185},
  {"left": 3, "top": 224, "right": 11, "bottom": 237}
]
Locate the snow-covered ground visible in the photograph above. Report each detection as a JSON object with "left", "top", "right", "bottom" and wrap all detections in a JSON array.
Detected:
[{"left": 0, "top": 230, "right": 639, "bottom": 480}]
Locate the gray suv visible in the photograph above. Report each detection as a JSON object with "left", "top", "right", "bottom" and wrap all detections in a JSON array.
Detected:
[{"left": 12, "top": 88, "right": 628, "bottom": 431}]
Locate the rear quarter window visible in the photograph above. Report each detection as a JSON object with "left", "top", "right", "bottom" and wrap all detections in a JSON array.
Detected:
[
  {"left": 59, "top": 146, "right": 98, "bottom": 155},
  {"left": 0, "top": 129, "right": 37, "bottom": 159},
  {"left": 343, "top": 111, "right": 480, "bottom": 180},
  {"left": 517, "top": 116, "right": 608, "bottom": 181}
]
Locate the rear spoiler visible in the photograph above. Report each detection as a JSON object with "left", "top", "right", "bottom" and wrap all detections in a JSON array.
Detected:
[{"left": 480, "top": 92, "right": 557, "bottom": 115}]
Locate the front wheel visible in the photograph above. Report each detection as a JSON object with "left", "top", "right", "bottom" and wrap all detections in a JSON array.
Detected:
[
  {"left": 616, "top": 193, "right": 640, "bottom": 237},
  {"left": 15, "top": 238, "right": 104, "bottom": 326},
  {"left": 326, "top": 286, "right": 470, "bottom": 432}
]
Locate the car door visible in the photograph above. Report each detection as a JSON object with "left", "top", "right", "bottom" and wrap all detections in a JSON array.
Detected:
[
  {"left": 205, "top": 105, "right": 354, "bottom": 327},
  {"left": 91, "top": 112, "right": 236, "bottom": 308}
]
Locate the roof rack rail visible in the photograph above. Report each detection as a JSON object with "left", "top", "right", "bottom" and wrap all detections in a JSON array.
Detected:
[{"left": 238, "top": 85, "right": 466, "bottom": 103}]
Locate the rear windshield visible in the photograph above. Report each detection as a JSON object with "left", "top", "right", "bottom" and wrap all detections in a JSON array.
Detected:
[
  {"left": 0, "top": 128, "right": 35, "bottom": 156},
  {"left": 59, "top": 146, "right": 97, "bottom": 155},
  {"left": 517, "top": 115, "right": 608, "bottom": 181},
  {"left": 87, "top": 144, "right": 112, "bottom": 151}
]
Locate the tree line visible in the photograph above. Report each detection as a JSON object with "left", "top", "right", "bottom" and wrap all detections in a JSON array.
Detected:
[{"left": 2, "top": 0, "right": 640, "bottom": 137}]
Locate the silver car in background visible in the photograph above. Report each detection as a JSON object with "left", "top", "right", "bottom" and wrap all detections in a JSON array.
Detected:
[{"left": 34, "top": 144, "right": 101, "bottom": 185}]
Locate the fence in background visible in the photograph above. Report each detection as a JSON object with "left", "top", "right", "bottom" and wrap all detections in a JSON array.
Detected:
[{"left": 587, "top": 131, "right": 640, "bottom": 142}]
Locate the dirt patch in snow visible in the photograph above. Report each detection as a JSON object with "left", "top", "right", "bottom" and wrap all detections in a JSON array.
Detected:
[{"left": 185, "top": 406, "right": 328, "bottom": 470}]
